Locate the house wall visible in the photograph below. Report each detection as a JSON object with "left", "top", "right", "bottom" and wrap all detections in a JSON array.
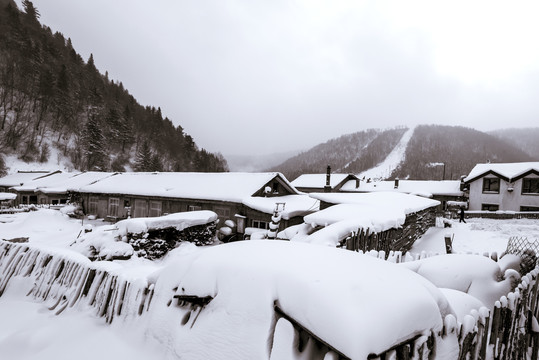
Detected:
[{"left": 468, "top": 174, "right": 539, "bottom": 211}]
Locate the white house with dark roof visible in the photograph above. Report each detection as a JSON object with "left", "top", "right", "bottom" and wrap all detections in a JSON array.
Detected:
[{"left": 463, "top": 162, "right": 539, "bottom": 212}]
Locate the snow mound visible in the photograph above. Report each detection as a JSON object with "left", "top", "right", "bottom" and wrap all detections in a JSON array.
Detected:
[
  {"left": 400, "top": 254, "right": 521, "bottom": 310},
  {"left": 147, "top": 240, "right": 452, "bottom": 359}
]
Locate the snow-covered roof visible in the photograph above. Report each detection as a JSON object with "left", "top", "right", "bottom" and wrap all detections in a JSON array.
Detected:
[
  {"left": 296, "top": 192, "right": 440, "bottom": 246},
  {"left": 155, "top": 240, "right": 450, "bottom": 359},
  {"left": 309, "top": 191, "right": 440, "bottom": 214},
  {"left": 0, "top": 171, "right": 55, "bottom": 187},
  {"left": 242, "top": 194, "right": 319, "bottom": 219},
  {"left": 464, "top": 162, "right": 539, "bottom": 183},
  {"left": 0, "top": 192, "right": 17, "bottom": 201},
  {"left": 291, "top": 173, "right": 356, "bottom": 189},
  {"left": 11, "top": 172, "right": 81, "bottom": 192},
  {"left": 341, "top": 179, "right": 464, "bottom": 197},
  {"left": 38, "top": 172, "right": 117, "bottom": 194},
  {"left": 77, "top": 172, "right": 299, "bottom": 203}
]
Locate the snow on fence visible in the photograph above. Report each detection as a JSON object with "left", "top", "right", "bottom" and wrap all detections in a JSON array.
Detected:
[
  {"left": 0, "top": 241, "right": 153, "bottom": 324},
  {"left": 343, "top": 208, "right": 436, "bottom": 255},
  {"left": 1, "top": 240, "right": 538, "bottom": 359}
]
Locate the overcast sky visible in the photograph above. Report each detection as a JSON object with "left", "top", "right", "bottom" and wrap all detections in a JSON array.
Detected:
[{"left": 16, "top": 0, "right": 539, "bottom": 155}]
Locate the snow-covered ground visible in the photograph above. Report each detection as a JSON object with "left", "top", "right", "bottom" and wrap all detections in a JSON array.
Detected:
[{"left": 0, "top": 209, "right": 537, "bottom": 359}]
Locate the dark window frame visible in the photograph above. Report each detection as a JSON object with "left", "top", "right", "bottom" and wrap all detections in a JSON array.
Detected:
[
  {"left": 481, "top": 203, "right": 499, "bottom": 211},
  {"left": 520, "top": 206, "right": 539, "bottom": 212},
  {"left": 482, "top": 178, "right": 500, "bottom": 193},
  {"left": 522, "top": 178, "right": 539, "bottom": 194}
]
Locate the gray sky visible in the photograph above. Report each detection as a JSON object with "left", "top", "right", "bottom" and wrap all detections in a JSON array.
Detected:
[{"left": 17, "top": 0, "right": 539, "bottom": 155}]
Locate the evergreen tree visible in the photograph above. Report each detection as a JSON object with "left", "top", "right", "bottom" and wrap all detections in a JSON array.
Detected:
[
  {"left": 21, "top": 0, "right": 39, "bottom": 22},
  {"left": 83, "top": 113, "right": 108, "bottom": 171},
  {"left": 134, "top": 140, "right": 152, "bottom": 171}
]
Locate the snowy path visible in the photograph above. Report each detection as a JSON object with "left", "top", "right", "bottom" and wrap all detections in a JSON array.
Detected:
[{"left": 358, "top": 126, "right": 415, "bottom": 180}]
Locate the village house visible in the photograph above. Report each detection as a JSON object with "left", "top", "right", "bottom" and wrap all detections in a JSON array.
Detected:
[
  {"left": 74, "top": 172, "right": 318, "bottom": 238},
  {"left": 463, "top": 162, "right": 539, "bottom": 212},
  {"left": 10, "top": 171, "right": 80, "bottom": 206},
  {"left": 339, "top": 178, "right": 466, "bottom": 213},
  {"left": 0, "top": 170, "right": 56, "bottom": 194},
  {"left": 7, "top": 171, "right": 117, "bottom": 206}
]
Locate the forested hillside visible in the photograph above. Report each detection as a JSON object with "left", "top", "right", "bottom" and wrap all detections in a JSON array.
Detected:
[
  {"left": 267, "top": 128, "right": 407, "bottom": 180},
  {"left": 489, "top": 128, "right": 539, "bottom": 160},
  {"left": 269, "top": 125, "right": 533, "bottom": 181},
  {"left": 0, "top": 0, "right": 228, "bottom": 175},
  {"left": 390, "top": 125, "right": 533, "bottom": 180}
]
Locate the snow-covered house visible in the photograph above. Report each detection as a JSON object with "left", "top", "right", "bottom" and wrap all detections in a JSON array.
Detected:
[
  {"left": 291, "top": 171, "right": 360, "bottom": 193},
  {"left": 340, "top": 179, "right": 466, "bottom": 212},
  {"left": 293, "top": 192, "right": 440, "bottom": 253},
  {"left": 10, "top": 171, "right": 80, "bottom": 205},
  {"left": 463, "top": 162, "right": 539, "bottom": 212},
  {"left": 75, "top": 172, "right": 318, "bottom": 236},
  {"left": 0, "top": 170, "right": 56, "bottom": 193}
]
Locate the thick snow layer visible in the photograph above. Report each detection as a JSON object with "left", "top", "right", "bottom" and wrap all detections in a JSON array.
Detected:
[
  {"left": 310, "top": 191, "right": 440, "bottom": 214},
  {"left": 341, "top": 179, "right": 464, "bottom": 197},
  {"left": 400, "top": 254, "right": 520, "bottom": 311},
  {"left": 439, "top": 288, "right": 486, "bottom": 322},
  {"left": 464, "top": 162, "right": 539, "bottom": 182},
  {"left": 0, "top": 294, "right": 171, "bottom": 360},
  {"left": 38, "top": 171, "right": 116, "bottom": 194},
  {"left": 10, "top": 171, "right": 80, "bottom": 192},
  {"left": 115, "top": 210, "right": 218, "bottom": 234},
  {"left": 147, "top": 240, "right": 451, "bottom": 359},
  {"left": 242, "top": 194, "right": 319, "bottom": 218},
  {"left": 0, "top": 170, "right": 53, "bottom": 187},
  {"left": 0, "top": 192, "right": 17, "bottom": 201},
  {"left": 358, "top": 126, "right": 415, "bottom": 180},
  {"left": 77, "top": 172, "right": 299, "bottom": 203},
  {"left": 298, "top": 204, "right": 405, "bottom": 246}
]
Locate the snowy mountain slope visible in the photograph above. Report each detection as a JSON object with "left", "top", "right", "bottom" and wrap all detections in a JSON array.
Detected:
[{"left": 358, "top": 126, "right": 415, "bottom": 180}]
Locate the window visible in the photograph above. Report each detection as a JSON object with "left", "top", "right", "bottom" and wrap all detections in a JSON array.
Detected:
[
  {"left": 521, "top": 206, "right": 539, "bottom": 212},
  {"left": 482, "top": 178, "right": 500, "bottom": 193},
  {"left": 214, "top": 207, "right": 230, "bottom": 219},
  {"left": 22, "top": 196, "right": 28, "bottom": 204},
  {"left": 522, "top": 178, "right": 539, "bottom": 194},
  {"left": 134, "top": 199, "right": 148, "bottom": 217},
  {"left": 252, "top": 220, "right": 269, "bottom": 229},
  {"left": 188, "top": 205, "right": 202, "bottom": 212},
  {"left": 149, "top": 201, "right": 162, "bottom": 217},
  {"left": 108, "top": 198, "right": 120, "bottom": 217},
  {"left": 88, "top": 197, "right": 98, "bottom": 215},
  {"left": 481, "top": 204, "right": 499, "bottom": 211},
  {"left": 51, "top": 199, "right": 58, "bottom": 205}
]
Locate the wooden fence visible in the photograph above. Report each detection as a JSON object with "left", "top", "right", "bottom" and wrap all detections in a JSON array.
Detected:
[{"left": 1, "top": 240, "right": 538, "bottom": 359}]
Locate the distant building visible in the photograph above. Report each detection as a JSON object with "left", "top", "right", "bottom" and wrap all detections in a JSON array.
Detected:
[
  {"left": 339, "top": 178, "right": 465, "bottom": 212},
  {"left": 463, "top": 162, "right": 539, "bottom": 212},
  {"left": 291, "top": 166, "right": 360, "bottom": 193},
  {"left": 0, "top": 170, "right": 55, "bottom": 193}
]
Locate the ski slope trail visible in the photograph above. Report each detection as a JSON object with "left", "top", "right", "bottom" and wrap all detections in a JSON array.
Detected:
[{"left": 358, "top": 126, "right": 415, "bottom": 180}]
